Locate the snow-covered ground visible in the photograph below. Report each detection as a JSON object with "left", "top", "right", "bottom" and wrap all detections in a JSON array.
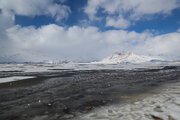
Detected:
[
  {"left": 0, "top": 63, "right": 180, "bottom": 120},
  {"left": 75, "top": 82, "right": 180, "bottom": 120},
  {"left": 0, "top": 62, "right": 179, "bottom": 73},
  {"left": 0, "top": 76, "right": 35, "bottom": 83},
  {"left": 0, "top": 62, "right": 179, "bottom": 84}
]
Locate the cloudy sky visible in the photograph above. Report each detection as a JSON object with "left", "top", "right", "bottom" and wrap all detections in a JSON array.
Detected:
[{"left": 0, "top": 0, "right": 180, "bottom": 62}]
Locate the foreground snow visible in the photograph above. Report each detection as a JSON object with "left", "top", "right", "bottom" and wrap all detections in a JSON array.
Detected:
[
  {"left": 0, "top": 76, "right": 35, "bottom": 83},
  {"left": 75, "top": 82, "right": 180, "bottom": 120}
]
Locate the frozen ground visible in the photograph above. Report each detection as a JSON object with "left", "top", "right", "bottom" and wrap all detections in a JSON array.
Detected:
[
  {"left": 0, "top": 62, "right": 179, "bottom": 83},
  {"left": 0, "top": 62, "right": 179, "bottom": 72},
  {"left": 0, "top": 76, "right": 35, "bottom": 83},
  {"left": 75, "top": 82, "right": 180, "bottom": 120},
  {"left": 0, "top": 63, "right": 180, "bottom": 120}
]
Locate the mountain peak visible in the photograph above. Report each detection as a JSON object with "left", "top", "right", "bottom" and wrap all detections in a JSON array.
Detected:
[{"left": 94, "top": 52, "right": 164, "bottom": 64}]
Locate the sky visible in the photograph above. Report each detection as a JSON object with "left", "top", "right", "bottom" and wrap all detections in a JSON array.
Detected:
[{"left": 0, "top": 0, "right": 180, "bottom": 62}]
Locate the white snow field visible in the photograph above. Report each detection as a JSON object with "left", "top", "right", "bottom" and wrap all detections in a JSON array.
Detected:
[
  {"left": 0, "top": 61, "right": 179, "bottom": 84},
  {"left": 74, "top": 82, "right": 180, "bottom": 120},
  {"left": 93, "top": 52, "right": 165, "bottom": 64},
  {"left": 0, "top": 76, "right": 35, "bottom": 83},
  {"left": 0, "top": 62, "right": 179, "bottom": 73}
]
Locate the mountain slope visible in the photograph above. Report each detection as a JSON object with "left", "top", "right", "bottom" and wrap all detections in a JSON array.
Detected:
[{"left": 94, "top": 52, "right": 164, "bottom": 64}]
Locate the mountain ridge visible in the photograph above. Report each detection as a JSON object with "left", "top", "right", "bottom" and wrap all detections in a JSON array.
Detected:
[{"left": 93, "top": 52, "right": 166, "bottom": 64}]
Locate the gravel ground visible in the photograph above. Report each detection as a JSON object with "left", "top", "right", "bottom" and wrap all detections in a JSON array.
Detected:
[{"left": 0, "top": 65, "right": 179, "bottom": 120}]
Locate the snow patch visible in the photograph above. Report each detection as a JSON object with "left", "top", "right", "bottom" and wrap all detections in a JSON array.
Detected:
[
  {"left": 0, "top": 76, "right": 35, "bottom": 83},
  {"left": 75, "top": 82, "right": 180, "bottom": 120}
]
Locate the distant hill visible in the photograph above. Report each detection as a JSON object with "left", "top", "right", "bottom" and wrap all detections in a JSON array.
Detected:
[{"left": 93, "top": 52, "right": 167, "bottom": 64}]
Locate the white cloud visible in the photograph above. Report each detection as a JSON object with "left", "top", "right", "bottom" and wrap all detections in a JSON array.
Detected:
[
  {"left": 0, "top": 0, "right": 179, "bottom": 62},
  {"left": 140, "top": 33, "right": 180, "bottom": 58},
  {"left": 177, "top": 28, "right": 180, "bottom": 32},
  {"left": 84, "top": 0, "right": 104, "bottom": 20},
  {"left": 59, "top": 0, "right": 68, "bottom": 3},
  {"left": 85, "top": 0, "right": 180, "bottom": 28},
  {"left": 0, "top": 10, "right": 15, "bottom": 56},
  {"left": 106, "top": 16, "right": 130, "bottom": 29},
  {"left": 1, "top": 24, "right": 179, "bottom": 62},
  {"left": 0, "top": 0, "right": 71, "bottom": 21}
]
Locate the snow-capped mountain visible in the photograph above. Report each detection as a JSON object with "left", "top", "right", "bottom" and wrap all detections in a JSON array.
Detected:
[{"left": 93, "top": 52, "right": 165, "bottom": 64}]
